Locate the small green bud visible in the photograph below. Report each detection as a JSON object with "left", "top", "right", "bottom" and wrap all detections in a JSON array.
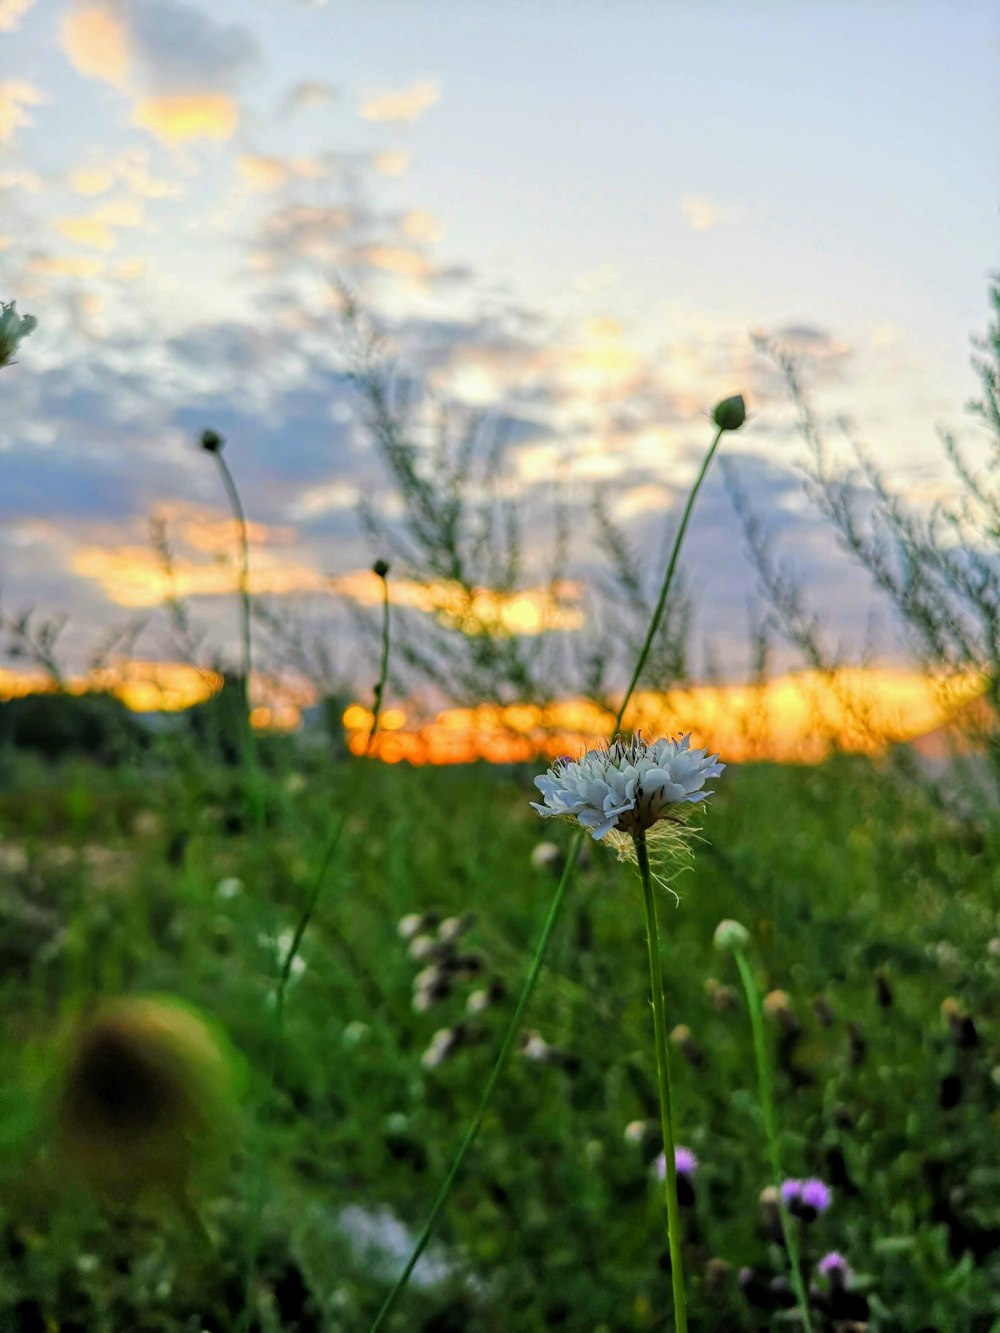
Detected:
[
  {"left": 200, "top": 428, "right": 224, "bottom": 454},
  {"left": 712, "top": 394, "right": 746, "bottom": 432},
  {"left": 372, "top": 558, "right": 390, "bottom": 579},
  {"left": 713, "top": 919, "right": 750, "bottom": 953}
]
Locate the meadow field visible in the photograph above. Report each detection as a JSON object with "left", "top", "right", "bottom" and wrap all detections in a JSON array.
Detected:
[{"left": 0, "top": 726, "right": 996, "bottom": 1331}]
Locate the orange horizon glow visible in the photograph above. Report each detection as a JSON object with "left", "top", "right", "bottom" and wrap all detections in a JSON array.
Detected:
[
  {"left": 344, "top": 667, "right": 986, "bottom": 765},
  {"left": 0, "top": 662, "right": 986, "bottom": 763}
]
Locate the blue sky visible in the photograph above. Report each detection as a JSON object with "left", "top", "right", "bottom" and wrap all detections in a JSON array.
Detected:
[{"left": 1, "top": 0, "right": 997, "bottom": 694}]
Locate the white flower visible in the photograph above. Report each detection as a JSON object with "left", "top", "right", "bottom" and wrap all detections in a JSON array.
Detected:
[
  {"left": 530, "top": 734, "right": 724, "bottom": 843},
  {"left": 520, "top": 1031, "right": 550, "bottom": 1062},
  {"left": 0, "top": 300, "right": 37, "bottom": 368},
  {"left": 397, "top": 913, "right": 423, "bottom": 939},
  {"left": 623, "top": 1118, "right": 650, "bottom": 1145}
]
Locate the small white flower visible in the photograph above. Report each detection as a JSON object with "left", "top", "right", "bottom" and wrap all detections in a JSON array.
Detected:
[
  {"left": 466, "top": 988, "right": 490, "bottom": 1015},
  {"left": 274, "top": 928, "right": 307, "bottom": 979},
  {"left": 438, "top": 914, "right": 471, "bottom": 944},
  {"left": 216, "top": 876, "right": 243, "bottom": 900},
  {"left": 521, "top": 1032, "right": 550, "bottom": 1062},
  {"left": 623, "top": 1119, "right": 650, "bottom": 1145},
  {"left": 342, "top": 1021, "right": 369, "bottom": 1047},
  {"left": 531, "top": 734, "right": 724, "bottom": 844},
  {"left": 0, "top": 300, "right": 37, "bottom": 368},
  {"left": 397, "top": 913, "right": 423, "bottom": 939},
  {"left": 408, "top": 934, "right": 436, "bottom": 960}
]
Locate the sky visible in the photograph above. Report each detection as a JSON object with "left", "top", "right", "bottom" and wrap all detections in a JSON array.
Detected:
[{"left": 1, "top": 0, "right": 998, "bottom": 718}]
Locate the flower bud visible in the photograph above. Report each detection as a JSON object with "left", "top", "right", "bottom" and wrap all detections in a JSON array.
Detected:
[
  {"left": 372, "top": 558, "right": 390, "bottom": 579},
  {"left": 712, "top": 394, "right": 746, "bottom": 432},
  {"left": 713, "top": 919, "right": 750, "bottom": 953},
  {"left": 200, "top": 428, "right": 223, "bottom": 454}
]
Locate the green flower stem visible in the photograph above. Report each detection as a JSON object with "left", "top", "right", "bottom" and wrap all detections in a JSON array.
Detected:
[
  {"left": 210, "top": 446, "right": 267, "bottom": 835},
  {"left": 367, "top": 570, "right": 391, "bottom": 753},
  {"left": 733, "top": 947, "right": 814, "bottom": 1333},
  {"left": 212, "top": 448, "right": 253, "bottom": 726},
  {"left": 613, "top": 424, "right": 724, "bottom": 735},
  {"left": 369, "top": 832, "right": 582, "bottom": 1333},
  {"left": 634, "top": 830, "right": 688, "bottom": 1333}
]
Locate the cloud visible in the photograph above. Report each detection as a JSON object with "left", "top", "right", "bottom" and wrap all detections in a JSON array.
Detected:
[
  {"left": 61, "top": 0, "right": 256, "bottom": 142},
  {"left": 237, "top": 153, "right": 327, "bottom": 192},
  {"left": 360, "top": 79, "right": 439, "bottom": 124},
  {"left": 132, "top": 92, "right": 238, "bottom": 142},
  {"left": 53, "top": 196, "right": 144, "bottom": 251},
  {"left": 0, "top": 80, "right": 43, "bottom": 145},
  {"left": 72, "top": 538, "right": 328, "bottom": 606},
  {"left": 69, "top": 166, "right": 115, "bottom": 196},
  {"left": 61, "top": 5, "right": 131, "bottom": 86},
  {"left": 0, "top": 0, "right": 34, "bottom": 31},
  {"left": 69, "top": 148, "right": 182, "bottom": 199},
  {"left": 359, "top": 245, "right": 435, "bottom": 281},
  {"left": 282, "top": 79, "right": 336, "bottom": 115},
  {"left": 374, "top": 150, "right": 410, "bottom": 177},
  {"left": 680, "top": 195, "right": 745, "bottom": 232},
  {"left": 55, "top": 216, "right": 117, "bottom": 250},
  {"left": 403, "top": 210, "right": 442, "bottom": 243},
  {"left": 330, "top": 569, "right": 585, "bottom": 637},
  {"left": 26, "top": 254, "right": 105, "bottom": 277}
]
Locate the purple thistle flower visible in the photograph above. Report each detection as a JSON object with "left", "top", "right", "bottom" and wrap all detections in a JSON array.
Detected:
[
  {"left": 781, "top": 1176, "right": 832, "bottom": 1220},
  {"left": 818, "top": 1251, "right": 849, "bottom": 1279},
  {"left": 655, "top": 1146, "right": 699, "bottom": 1179},
  {"left": 800, "top": 1178, "right": 832, "bottom": 1213},
  {"left": 781, "top": 1178, "right": 802, "bottom": 1204}
]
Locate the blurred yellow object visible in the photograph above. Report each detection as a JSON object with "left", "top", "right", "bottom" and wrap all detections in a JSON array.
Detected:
[{"left": 52, "top": 995, "right": 243, "bottom": 1209}]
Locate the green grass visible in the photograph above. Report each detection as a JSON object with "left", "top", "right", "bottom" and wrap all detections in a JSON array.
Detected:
[{"left": 1, "top": 742, "right": 997, "bottom": 1331}]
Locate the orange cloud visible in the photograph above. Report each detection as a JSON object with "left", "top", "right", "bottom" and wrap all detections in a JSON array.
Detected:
[
  {"left": 374, "top": 150, "right": 410, "bottom": 177},
  {"left": 69, "top": 166, "right": 115, "bottom": 196},
  {"left": 132, "top": 93, "right": 238, "bottom": 143},
  {"left": 331, "top": 569, "right": 585, "bottom": 637},
  {"left": 680, "top": 195, "right": 745, "bottom": 232},
  {"left": 61, "top": 4, "right": 130, "bottom": 88},
  {"left": 27, "top": 254, "right": 105, "bottom": 277},
  {"left": 238, "top": 154, "right": 291, "bottom": 191},
  {"left": 360, "top": 245, "right": 435, "bottom": 281},
  {"left": 55, "top": 216, "right": 116, "bottom": 250},
  {"left": 0, "top": 662, "right": 222, "bottom": 713},
  {"left": 403, "top": 210, "right": 442, "bottom": 242},
  {"left": 0, "top": 0, "right": 34, "bottom": 32},
  {"left": 360, "top": 79, "right": 440, "bottom": 123},
  {"left": 0, "top": 80, "right": 43, "bottom": 144}
]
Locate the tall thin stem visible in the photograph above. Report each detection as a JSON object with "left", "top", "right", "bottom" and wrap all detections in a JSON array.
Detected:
[
  {"left": 369, "top": 834, "right": 581, "bottom": 1332},
  {"left": 635, "top": 830, "right": 688, "bottom": 1333},
  {"left": 367, "top": 568, "right": 391, "bottom": 753},
  {"left": 212, "top": 448, "right": 253, "bottom": 724},
  {"left": 613, "top": 424, "right": 724, "bottom": 735},
  {"left": 733, "top": 947, "right": 814, "bottom": 1333}
]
